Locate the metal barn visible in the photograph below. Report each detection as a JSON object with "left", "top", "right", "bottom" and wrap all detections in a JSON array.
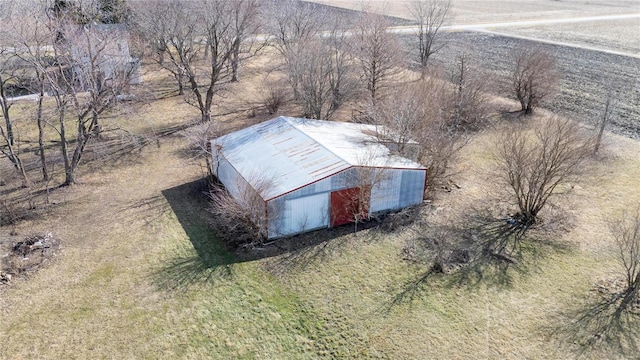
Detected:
[{"left": 211, "top": 117, "right": 427, "bottom": 239}]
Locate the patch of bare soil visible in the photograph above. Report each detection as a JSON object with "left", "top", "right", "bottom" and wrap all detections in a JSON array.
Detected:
[{"left": 1, "top": 233, "right": 60, "bottom": 287}]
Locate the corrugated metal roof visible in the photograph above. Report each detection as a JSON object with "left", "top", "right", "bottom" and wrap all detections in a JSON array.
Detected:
[{"left": 212, "top": 117, "right": 425, "bottom": 200}]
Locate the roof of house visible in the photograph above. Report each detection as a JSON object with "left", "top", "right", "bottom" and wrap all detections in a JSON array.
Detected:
[{"left": 211, "top": 116, "right": 426, "bottom": 200}]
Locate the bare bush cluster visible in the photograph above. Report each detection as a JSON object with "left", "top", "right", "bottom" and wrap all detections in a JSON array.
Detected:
[
  {"left": 208, "top": 175, "right": 273, "bottom": 247},
  {"left": 509, "top": 47, "right": 558, "bottom": 114},
  {"left": 363, "top": 59, "right": 490, "bottom": 192},
  {"left": 182, "top": 121, "right": 219, "bottom": 176},
  {"left": 495, "top": 117, "right": 594, "bottom": 226},
  {"left": 258, "top": 77, "right": 289, "bottom": 115}
]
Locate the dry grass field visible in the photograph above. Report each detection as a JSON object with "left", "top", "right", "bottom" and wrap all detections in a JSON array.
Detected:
[{"left": 1, "top": 2, "right": 640, "bottom": 358}]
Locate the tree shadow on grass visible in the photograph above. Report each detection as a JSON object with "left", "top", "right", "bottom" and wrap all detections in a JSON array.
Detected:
[
  {"left": 450, "top": 219, "right": 574, "bottom": 290},
  {"left": 261, "top": 224, "right": 373, "bottom": 277},
  {"left": 380, "top": 214, "right": 576, "bottom": 313},
  {"left": 551, "top": 290, "right": 640, "bottom": 358},
  {"left": 379, "top": 268, "right": 441, "bottom": 314},
  {"left": 156, "top": 178, "right": 237, "bottom": 291}
]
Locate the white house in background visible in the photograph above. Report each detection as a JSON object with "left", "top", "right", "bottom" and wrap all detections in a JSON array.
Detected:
[
  {"left": 211, "top": 116, "right": 427, "bottom": 239},
  {"left": 67, "top": 23, "right": 141, "bottom": 87}
]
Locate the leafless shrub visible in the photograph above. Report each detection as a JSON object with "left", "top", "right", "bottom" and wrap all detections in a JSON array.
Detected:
[
  {"left": 259, "top": 77, "right": 289, "bottom": 115},
  {"left": 609, "top": 208, "right": 640, "bottom": 312},
  {"left": 208, "top": 174, "right": 274, "bottom": 247},
  {"left": 182, "top": 121, "right": 219, "bottom": 176},
  {"left": 494, "top": 117, "right": 593, "bottom": 227},
  {"left": 509, "top": 47, "right": 558, "bottom": 114}
]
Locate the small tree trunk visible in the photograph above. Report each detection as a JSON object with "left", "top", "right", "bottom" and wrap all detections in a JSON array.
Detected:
[
  {"left": 36, "top": 81, "right": 49, "bottom": 181},
  {"left": 594, "top": 93, "right": 612, "bottom": 154},
  {"left": 59, "top": 106, "right": 73, "bottom": 186},
  {"left": 175, "top": 73, "right": 185, "bottom": 96},
  {"left": 231, "top": 40, "right": 240, "bottom": 82},
  {"left": 64, "top": 167, "right": 75, "bottom": 186},
  {"left": 1, "top": 92, "right": 15, "bottom": 146}
]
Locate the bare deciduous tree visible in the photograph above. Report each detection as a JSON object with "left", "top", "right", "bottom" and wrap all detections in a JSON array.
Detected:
[
  {"left": 367, "top": 73, "right": 466, "bottom": 192},
  {"left": 138, "top": 0, "right": 252, "bottom": 123},
  {"left": 0, "top": 10, "right": 29, "bottom": 185},
  {"left": 264, "top": 0, "right": 323, "bottom": 57},
  {"left": 510, "top": 47, "right": 558, "bottom": 114},
  {"left": 264, "top": 0, "right": 326, "bottom": 101},
  {"left": 448, "top": 54, "right": 490, "bottom": 131},
  {"left": 609, "top": 207, "right": 640, "bottom": 311},
  {"left": 186, "top": 0, "right": 235, "bottom": 123},
  {"left": 46, "top": 15, "right": 135, "bottom": 185},
  {"left": 370, "top": 84, "right": 426, "bottom": 156},
  {"left": 11, "top": 2, "right": 56, "bottom": 181},
  {"left": 354, "top": 11, "right": 404, "bottom": 103},
  {"left": 495, "top": 117, "right": 593, "bottom": 226},
  {"left": 135, "top": 0, "right": 195, "bottom": 95},
  {"left": 228, "top": 0, "right": 261, "bottom": 82},
  {"left": 291, "top": 24, "right": 358, "bottom": 119},
  {"left": 409, "top": 0, "right": 451, "bottom": 75},
  {"left": 265, "top": 3, "right": 357, "bottom": 119},
  {"left": 295, "top": 40, "right": 336, "bottom": 119}
]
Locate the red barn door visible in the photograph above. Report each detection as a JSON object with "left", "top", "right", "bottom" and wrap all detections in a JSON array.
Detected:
[{"left": 330, "top": 186, "right": 370, "bottom": 227}]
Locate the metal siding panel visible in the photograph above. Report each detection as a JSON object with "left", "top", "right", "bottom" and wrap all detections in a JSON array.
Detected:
[
  {"left": 398, "top": 170, "right": 425, "bottom": 208},
  {"left": 280, "top": 192, "right": 329, "bottom": 236},
  {"left": 217, "top": 156, "right": 241, "bottom": 199},
  {"left": 371, "top": 170, "right": 401, "bottom": 213},
  {"left": 267, "top": 198, "right": 285, "bottom": 238}
]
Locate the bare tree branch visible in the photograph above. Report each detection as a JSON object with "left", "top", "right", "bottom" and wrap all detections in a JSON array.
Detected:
[
  {"left": 495, "top": 117, "right": 593, "bottom": 226},
  {"left": 510, "top": 47, "right": 558, "bottom": 114},
  {"left": 354, "top": 10, "right": 404, "bottom": 104},
  {"left": 409, "top": 0, "right": 451, "bottom": 74}
]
